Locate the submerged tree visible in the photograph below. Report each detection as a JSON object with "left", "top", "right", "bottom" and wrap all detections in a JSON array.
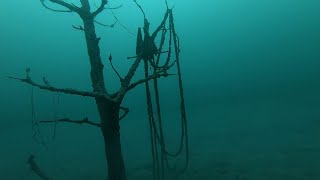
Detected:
[{"left": 7, "top": 0, "right": 188, "bottom": 180}]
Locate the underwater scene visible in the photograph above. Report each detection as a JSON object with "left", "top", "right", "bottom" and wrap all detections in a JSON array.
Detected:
[{"left": 0, "top": 0, "right": 319, "bottom": 180}]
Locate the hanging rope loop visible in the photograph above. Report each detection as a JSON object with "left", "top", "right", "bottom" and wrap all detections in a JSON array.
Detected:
[{"left": 141, "top": 8, "right": 189, "bottom": 180}]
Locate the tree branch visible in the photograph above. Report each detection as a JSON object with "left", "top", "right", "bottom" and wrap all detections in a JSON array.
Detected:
[
  {"left": 94, "top": 3, "right": 123, "bottom": 10},
  {"left": 133, "top": 0, "right": 146, "bottom": 19},
  {"left": 72, "top": 25, "right": 84, "bottom": 31},
  {"left": 165, "top": 0, "right": 169, "bottom": 9},
  {"left": 114, "top": 54, "right": 143, "bottom": 102},
  {"left": 106, "top": 4, "right": 123, "bottom": 10},
  {"left": 108, "top": 54, "right": 123, "bottom": 81},
  {"left": 127, "top": 51, "right": 169, "bottom": 60},
  {"left": 5, "top": 76, "right": 113, "bottom": 101},
  {"left": 47, "top": 0, "right": 81, "bottom": 13},
  {"left": 94, "top": 19, "right": 117, "bottom": 28},
  {"left": 40, "top": 117, "right": 101, "bottom": 127},
  {"left": 92, "top": 0, "right": 108, "bottom": 17},
  {"left": 112, "top": 59, "right": 176, "bottom": 97},
  {"left": 127, "top": 72, "right": 175, "bottom": 92},
  {"left": 40, "top": 0, "right": 72, "bottom": 12}
]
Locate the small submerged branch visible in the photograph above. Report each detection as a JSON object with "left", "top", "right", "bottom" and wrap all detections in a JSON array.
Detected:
[
  {"left": 27, "top": 155, "right": 51, "bottom": 180},
  {"left": 127, "top": 51, "right": 169, "bottom": 60},
  {"left": 94, "top": 19, "right": 117, "bottom": 28},
  {"left": 108, "top": 54, "right": 123, "bottom": 81},
  {"left": 40, "top": 117, "right": 101, "bottom": 127},
  {"left": 72, "top": 25, "right": 84, "bottom": 31},
  {"left": 94, "top": 3, "right": 123, "bottom": 10},
  {"left": 92, "top": 0, "right": 108, "bottom": 17},
  {"left": 40, "top": 0, "right": 72, "bottom": 13},
  {"left": 133, "top": 0, "right": 146, "bottom": 19},
  {"left": 127, "top": 72, "right": 175, "bottom": 92},
  {"left": 47, "top": 0, "right": 81, "bottom": 14}
]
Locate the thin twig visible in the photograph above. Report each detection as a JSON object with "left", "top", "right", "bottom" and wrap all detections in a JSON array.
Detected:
[
  {"left": 106, "top": 4, "right": 123, "bottom": 10},
  {"left": 151, "top": 9, "right": 170, "bottom": 40},
  {"left": 92, "top": 0, "right": 108, "bottom": 17},
  {"left": 127, "top": 51, "right": 169, "bottom": 60},
  {"left": 133, "top": 0, "right": 146, "bottom": 18},
  {"left": 94, "top": 20, "right": 117, "bottom": 28},
  {"left": 108, "top": 54, "right": 123, "bottom": 81},
  {"left": 40, "top": 117, "right": 101, "bottom": 127},
  {"left": 47, "top": 0, "right": 81, "bottom": 13},
  {"left": 165, "top": 0, "right": 169, "bottom": 9},
  {"left": 94, "top": 3, "right": 123, "bottom": 10},
  {"left": 111, "top": 10, "right": 136, "bottom": 36},
  {"left": 127, "top": 72, "right": 175, "bottom": 92},
  {"left": 27, "top": 155, "right": 51, "bottom": 180},
  {"left": 93, "top": 2, "right": 134, "bottom": 35},
  {"left": 72, "top": 25, "right": 84, "bottom": 31}
]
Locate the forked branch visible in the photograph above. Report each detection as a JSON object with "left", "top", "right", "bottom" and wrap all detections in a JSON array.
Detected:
[
  {"left": 115, "top": 54, "right": 143, "bottom": 102},
  {"left": 92, "top": 0, "right": 108, "bottom": 17}
]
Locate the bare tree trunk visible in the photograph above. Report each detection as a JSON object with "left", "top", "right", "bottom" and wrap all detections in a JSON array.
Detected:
[
  {"left": 82, "top": 13, "right": 126, "bottom": 180},
  {"left": 96, "top": 99, "right": 126, "bottom": 180}
]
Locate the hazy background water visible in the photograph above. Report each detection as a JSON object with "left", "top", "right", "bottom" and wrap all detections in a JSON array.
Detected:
[{"left": 0, "top": 0, "right": 320, "bottom": 179}]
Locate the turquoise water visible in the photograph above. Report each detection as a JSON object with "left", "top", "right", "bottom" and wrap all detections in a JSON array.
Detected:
[{"left": 0, "top": 0, "right": 319, "bottom": 179}]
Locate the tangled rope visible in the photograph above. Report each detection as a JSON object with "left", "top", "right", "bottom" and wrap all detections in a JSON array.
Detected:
[{"left": 142, "top": 9, "right": 189, "bottom": 180}]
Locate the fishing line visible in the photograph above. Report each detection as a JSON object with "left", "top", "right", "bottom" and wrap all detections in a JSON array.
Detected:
[
  {"left": 30, "top": 87, "right": 47, "bottom": 148},
  {"left": 110, "top": 9, "right": 136, "bottom": 37},
  {"left": 50, "top": 92, "right": 60, "bottom": 141}
]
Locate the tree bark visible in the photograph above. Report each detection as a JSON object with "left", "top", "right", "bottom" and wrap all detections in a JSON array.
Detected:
[
  {"left": 81, "top": 10, "right": 126, "bottom": 180},
  {"left": 96, "top": 99, "right": 126, "bottom": 180}
]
